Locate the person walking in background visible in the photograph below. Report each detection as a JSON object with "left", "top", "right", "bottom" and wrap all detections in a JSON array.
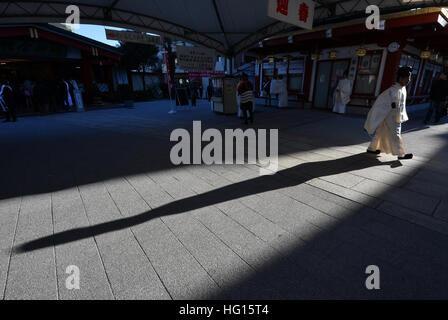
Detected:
[
  {"left": 424, "top": 71, "right": 447, "bottom": 125},
  {"left": 70, "top": 78, "right": 84, "bottom": 111},
  {"left": 0, "top": 79, "right": 17, "bottom": 122},
  {"left": 263, "top": 78, "right": 272, "bottom": 107},
  {"left": 207, "top": 79, "right": 213, "bottom": 101},
  {"left": 23, "top": 81, "right": 34, "bottom": 111},
  {"left": 199, "top": 84, "right": 204, "bottom": 100},
  {"left": 237, "top": 73, "right": 254, "bottom": 125},
  {"left": 23, "top": 79, "right": 34, "bottom": 112},
  {"left": 189, "top": 82, "right": 197, "bottom": 107},
  {"left": 364, "top": 66, "right": 414, "bottom": 160},
  {"left": 332, "top": 71, "right": 352, "bottom": 114},
  {"left": 277, "top": 75, "right": 288, "bottom": 108}
]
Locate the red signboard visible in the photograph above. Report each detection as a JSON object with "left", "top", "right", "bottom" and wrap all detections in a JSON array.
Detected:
[{"left": 277, "top": 0, "right": 289, "bottom": 16}]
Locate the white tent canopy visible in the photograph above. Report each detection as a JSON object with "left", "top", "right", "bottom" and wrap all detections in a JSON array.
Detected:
[{"left": 0, "top": 0, "right": 447, "bottom": 55}]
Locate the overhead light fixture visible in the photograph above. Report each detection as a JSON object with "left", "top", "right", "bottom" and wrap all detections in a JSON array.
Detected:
[
  {"left": 268, "top": 56, "right": 275, "bottom": 63},
  {"left": 356, "top": 45, "right": 367, "bottom": 57},
  {"left": 329, "top": 49, "right": 338, "bottom": 59},
  {"left": 420, "top": 47, "right": 431, "bottom": 59}
]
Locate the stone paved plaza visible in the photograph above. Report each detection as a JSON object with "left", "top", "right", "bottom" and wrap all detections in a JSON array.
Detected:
[{"left": 1, "top": 100, "right": 448, "bottom": 299}]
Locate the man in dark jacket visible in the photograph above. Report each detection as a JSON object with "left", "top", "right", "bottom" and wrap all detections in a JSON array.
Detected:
[
  {"left": 0, "top": 79, "right": 16, "bottom": 122},
  {"left": 424, "top": 71, "right": 447, "bottom": 124}
]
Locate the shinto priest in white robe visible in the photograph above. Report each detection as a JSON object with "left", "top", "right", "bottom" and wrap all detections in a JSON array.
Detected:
[
  {"left": 333, "top": 78, "right": 352, "bottom": 114},
  {"left": 364, "top": 82, "right": 409, "bottom": 157}
]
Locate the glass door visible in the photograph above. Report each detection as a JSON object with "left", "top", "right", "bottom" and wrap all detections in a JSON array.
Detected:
[
  {"left": 313, "top": 61, "right": 332, "bottom": 109},
  {"left": 313, "top": 59, "right": 350, "bottom": 109}
]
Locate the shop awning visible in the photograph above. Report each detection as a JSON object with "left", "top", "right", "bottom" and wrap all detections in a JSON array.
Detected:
[
  {"left": 0, "top": 1, "right": 447, "bottom": 55},
  {"left": 249, "top": 7, "right": 448, "bottom": 57}
]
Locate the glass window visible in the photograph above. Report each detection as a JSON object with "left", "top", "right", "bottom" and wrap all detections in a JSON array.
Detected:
[
  {"left": 353, "top": 52, "right": 382, "bottom": 96},
  {"left": 277, "top": 62, "right": 288, "bottom": 75},
  {"left": 287, "top": 58, "right": 305, "bottom": 92},
  {"left": 354, "top": 75, "right": 377, "bottom": 95},
  {"left": 289, "top": 60, "right": 304, "bottom": 73},
  {"left": 288, "top": 75, "right": 303, "bottom": 91}
]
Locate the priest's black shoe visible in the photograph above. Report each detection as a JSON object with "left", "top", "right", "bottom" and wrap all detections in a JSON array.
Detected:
[
  {"left": 398, "top": 154, "right": 413, "bottom": 160},
  {"left": 367, "top": 149, "right": 380, "bottom": 155}
]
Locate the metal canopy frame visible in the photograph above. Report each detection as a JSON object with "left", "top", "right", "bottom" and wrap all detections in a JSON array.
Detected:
[{"left": 0, "top": 0, "right": 447, "bottom": 55}]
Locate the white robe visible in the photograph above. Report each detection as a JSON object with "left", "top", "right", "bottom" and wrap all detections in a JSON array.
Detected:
[
  {"left": 332, "top": 78, "right": 352, "bottom": 114},
  {"left": 64, "top": 81, "right": 74, "bottom": 107},
  {"left": 365, "top": 83, "right": 409, "bottom": 156},
  {"left": 70, "top": 80, "right": 84, "bottom": 111},
  {"left": 0, "top": 85, "right": 12, "bottom": 112},
  {"left": 270, "top": 79, "right": 288, "bottom": 107}
]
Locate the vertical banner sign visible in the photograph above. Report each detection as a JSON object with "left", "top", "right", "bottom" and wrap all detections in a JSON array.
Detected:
[
  {"left": 176, "top": 46, "right": 216, "bottom": 71},
  {"left": 267, "top": 0, "right": 315, "bottom": 30}
]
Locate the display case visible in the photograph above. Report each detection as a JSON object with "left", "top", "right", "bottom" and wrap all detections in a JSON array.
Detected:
[{"left": 210, "top": 75, "right": 238, "bottom": 114}]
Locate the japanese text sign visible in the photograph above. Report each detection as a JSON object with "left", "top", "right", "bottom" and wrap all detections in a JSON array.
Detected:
[
  {"left": 267, "top": 0, "right": 315, "bottom": 30},
  {"left": 176, "top": 46, "right": 216, "bottom": 71}
]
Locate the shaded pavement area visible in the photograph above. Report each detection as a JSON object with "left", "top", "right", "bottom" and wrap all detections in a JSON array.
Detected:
[{"left": 1, "top": 100, "right": 448, "bottom": 299}]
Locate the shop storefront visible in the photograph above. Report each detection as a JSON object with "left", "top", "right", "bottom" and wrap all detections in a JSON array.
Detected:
[
  {"left": 0, "top": 24, "right": 122, "bottom": 115},
  {"left": 248, "top": 7, "right": 448, "bottom": 113}
]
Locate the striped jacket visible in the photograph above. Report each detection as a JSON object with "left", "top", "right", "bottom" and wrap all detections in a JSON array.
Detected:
[{"left": 237, "top": 80, "right": 254, "bottom": 104}]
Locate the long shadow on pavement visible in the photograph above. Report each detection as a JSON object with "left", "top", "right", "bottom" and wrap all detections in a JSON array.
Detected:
[{"left": 16, "top": 153, "right": 395, "bottom": 253}]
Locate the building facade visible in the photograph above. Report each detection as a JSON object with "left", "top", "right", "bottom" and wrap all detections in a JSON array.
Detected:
[{"left": 247, "top": 7, "right": 447, "bottom": 113}]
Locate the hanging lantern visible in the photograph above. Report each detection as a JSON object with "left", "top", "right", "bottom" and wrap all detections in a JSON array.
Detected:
[
  {"left": 420, "top": 47, "right": 431, "bottom": 59},
  {"left": 329, "top": 49, "right": 338, "bottom": 59},
  {"left": 311, "top": 51, "right": 321, "bottom": 60},
  {"left": 356, "top": 46, "right": 367, "bottom": 57}
]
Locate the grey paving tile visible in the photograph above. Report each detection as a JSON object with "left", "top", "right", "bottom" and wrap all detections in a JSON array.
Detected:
[
  {"left": 308, "top": 178, "right": 381, "bottom": 208},
  {"left": 191, "top": 206, "right": 315, "bottom": 298},
  {"left": 161, "top": 213, "right": 257, "bottom": 292},
  {"left": 52, "top": 187, "right": 114, "bottom": 300},
  {"left": 125, "top": 174, "right": 173, "bottom": 208},
  {"left": 125, "top": 186, "right": 224, "bottom": 299},
  {"left": 79, "top": 182, "right": 171, "bottom": 300},
  {"left": 0, "top": 198, "right": 21, "bottom": 300},
  {"left": 404, "top": 178, "right": 448, "bottom": 199},
  {"left": 5, "top": 194, "right": 57, "bottom": 300},
  {"left": 352, "top": 179, "right": 439, "bottom": 215},
  {"left": 434, "top": 200, "right": 448, "bottom": 222},
  {"left": 242, "top": 193, "right": 324, "bottom": 242},
  {"left": 377, "top": 201, "right": 448, "bottom": 237},
  {"left": 320, "top": 172, "right": 366, "bottom": 189},
  {"left": 350, "top": 167, "right": 410, "bottom": 186}
]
